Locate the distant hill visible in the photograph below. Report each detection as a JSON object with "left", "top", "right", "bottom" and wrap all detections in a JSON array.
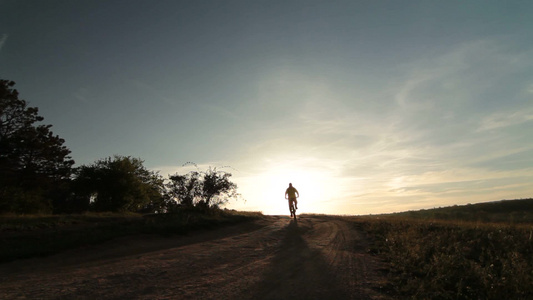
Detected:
[{"left": 392, "top": 198, "right": 533, "bottom": 224}]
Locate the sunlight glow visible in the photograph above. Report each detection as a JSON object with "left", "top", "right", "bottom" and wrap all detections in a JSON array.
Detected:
[{"left": 232, "top": 158, "right": 341, "bottom": 215}]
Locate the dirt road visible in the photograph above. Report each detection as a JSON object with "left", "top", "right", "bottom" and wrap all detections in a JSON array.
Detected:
[{"left": 0, "top": 215, "right": 391, "bottom": 299}]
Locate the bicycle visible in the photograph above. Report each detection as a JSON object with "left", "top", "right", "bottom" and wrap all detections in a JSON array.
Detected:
[{"left": 287, "top": 197, "right": 298, "bottom": 220}]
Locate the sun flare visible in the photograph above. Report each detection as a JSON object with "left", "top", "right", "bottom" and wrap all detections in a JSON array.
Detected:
[{"left": 234, "top": 159, "right": 339, "bottom": 215}]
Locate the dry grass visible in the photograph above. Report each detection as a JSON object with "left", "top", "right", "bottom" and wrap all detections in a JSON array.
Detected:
[{"left": 353, "top": 216, "right": 533, "bottom": 299}]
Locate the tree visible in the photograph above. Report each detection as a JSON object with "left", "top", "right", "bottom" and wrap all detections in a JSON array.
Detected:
[
  {"left": 166, "top": 171, "right": 201, "bottom": 209},
  {"left": 0, "top": 80, "right": 74, "bottom": 213},
  {"left": 200, "top": 167, "right": 238, "bottom": 208},
  {"left": 73, "top": 155, "right": 164, "bottom": 212},
  {"left": 166, "top": 164, "right": 239, "bottom": 210}
]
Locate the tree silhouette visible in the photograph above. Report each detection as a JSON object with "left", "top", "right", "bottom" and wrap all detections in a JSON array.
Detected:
[
  {"left": 200, "top": 167, "right": 238, "bottom": 208},
  {"left": 0, "top": 80, "right": 74, "bottom": 213},
  {"left": 166, "top": 164, "right": 239, "bottom": 210},
  {"left": 73, "top": 155, "right": 164, "bottom": 212},
  {"left": 166, "top": 171, "right": 202, "bottom": 209}
]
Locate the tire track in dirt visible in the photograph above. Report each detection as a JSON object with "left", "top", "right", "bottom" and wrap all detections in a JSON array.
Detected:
[
  {"left": 0, "top": 215, "right": 390, "bottom": 299},
  {"left": 254, "top": 216, "right": 390, "bottom": 300},
  {"left": 302, "top": 216, "right": 390, "bottom": 299}
]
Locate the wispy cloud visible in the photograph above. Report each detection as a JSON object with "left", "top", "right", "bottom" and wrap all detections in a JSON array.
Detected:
[
  {"left": 0, "top": 34, "right": 8, "bottom": 52},
  {"left": 477, "top": 109, "right": 533, "bottom": 131}
]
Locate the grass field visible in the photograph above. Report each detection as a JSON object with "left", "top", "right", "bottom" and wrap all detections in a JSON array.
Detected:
[
  {"left": 354, "top": 198, "right": 533, "bottom": 299},
  {"left": 0, "top": 208, "right": 262, "bottom": 263},
  {"left": 392, "top": 198, "right": 533, "bottom": 224}
]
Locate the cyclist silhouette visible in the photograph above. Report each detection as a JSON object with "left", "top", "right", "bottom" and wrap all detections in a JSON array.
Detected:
[{"left": 285, "top": 183, "right": 299, "bottom": 217}]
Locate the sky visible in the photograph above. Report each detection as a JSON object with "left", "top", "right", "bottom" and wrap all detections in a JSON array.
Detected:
[{"left": 1, "top": 0, "right": 532, "bottom": 215}]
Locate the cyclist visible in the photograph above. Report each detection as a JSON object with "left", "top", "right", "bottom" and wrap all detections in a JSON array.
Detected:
[{"left": 285, "top": 183, "right": 299, "bottom": 214}]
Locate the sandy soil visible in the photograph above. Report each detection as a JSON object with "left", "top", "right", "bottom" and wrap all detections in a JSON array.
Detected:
[{"left": 0, "top": 215, "right": 392, "bottom": 299}]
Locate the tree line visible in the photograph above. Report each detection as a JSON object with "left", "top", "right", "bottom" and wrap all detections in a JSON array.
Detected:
[{"left": 0, "top": 80, "right": 239, "bottom": 214}]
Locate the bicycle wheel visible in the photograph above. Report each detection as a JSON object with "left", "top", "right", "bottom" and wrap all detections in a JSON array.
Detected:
[{"left": 290, "top": 204, "right": 296, "bottom": 219}]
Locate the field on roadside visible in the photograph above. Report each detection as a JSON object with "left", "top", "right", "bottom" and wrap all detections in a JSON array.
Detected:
[
  {"left": 0, "top": 209, "right": 262, "bottom": 263},
  {"left": 352, "top": 199, "right": 533, "bottom": 299}
]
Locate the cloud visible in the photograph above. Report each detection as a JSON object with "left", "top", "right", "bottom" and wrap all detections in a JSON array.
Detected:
[
  {"left": 393, "top": 39, "right": 531, "bottom": 114},
  {"left": 0, "top": 34, "right": 8, "bottom": 52},
  {"left": 316, "top": 39, "right": 533, "bottom": 212},
  {"left": 477, "top": 109, "right": 533, "bottom": 131},
  {"left": 153, "top": 38, "right": 533, "bottom": 214}
]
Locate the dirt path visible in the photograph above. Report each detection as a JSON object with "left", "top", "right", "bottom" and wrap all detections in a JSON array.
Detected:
[{"left": 0, "top": 215, "right": 391, "bottom": 299}]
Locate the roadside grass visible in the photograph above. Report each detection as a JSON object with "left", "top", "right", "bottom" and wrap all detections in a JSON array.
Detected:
[
  {"left": 392, "top": 198, "right": 533, "bottom": 224},
  {"left": 354, "top": 216, "right": 533, "bottom": 299},
  {"left": 0, "top": 209, "right": 263, "bottom": 263}
]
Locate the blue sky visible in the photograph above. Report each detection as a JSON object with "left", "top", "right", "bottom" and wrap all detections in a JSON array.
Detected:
[{"left": 1, "top": 1, "right": 532, "bottom": 214}]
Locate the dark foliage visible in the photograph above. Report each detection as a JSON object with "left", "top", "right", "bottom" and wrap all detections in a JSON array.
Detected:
[
  {"left": 201, "top": 167, "right": 238, "bottom": 208},
  {"left": 166, "top": 170, "right": 201, "bottom": 208},
  {"left": 393, "top": 198, "right": 533, "bottom": 224},
  {"left": 72, "top": 155, "right": 164, "bottom": 213},
  {"left": 0, "top": 80, "right": 74, "bottom": 213},
  {"left": 0, "top": 80, "right": 244, "bottom": 215},
  {"left": 166, "top": 164, "right": 240, "bottom": 210}
]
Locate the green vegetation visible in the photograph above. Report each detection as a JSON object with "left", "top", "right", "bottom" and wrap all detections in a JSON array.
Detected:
[
  {"left": 0, "top": 209, "right": 262, "bottom": 263},
  {"left": 355, "top": 199, "right": 533, "bottom": 299}
]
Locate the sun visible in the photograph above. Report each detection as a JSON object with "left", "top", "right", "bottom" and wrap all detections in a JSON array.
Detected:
[{"left": 234, "top": 161, "right": 331, "bottom": 215}]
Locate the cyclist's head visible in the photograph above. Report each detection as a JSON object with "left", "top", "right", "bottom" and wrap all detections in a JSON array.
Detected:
[{"left": 289, "top": 183, "right": 293, "bottom": 187}]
